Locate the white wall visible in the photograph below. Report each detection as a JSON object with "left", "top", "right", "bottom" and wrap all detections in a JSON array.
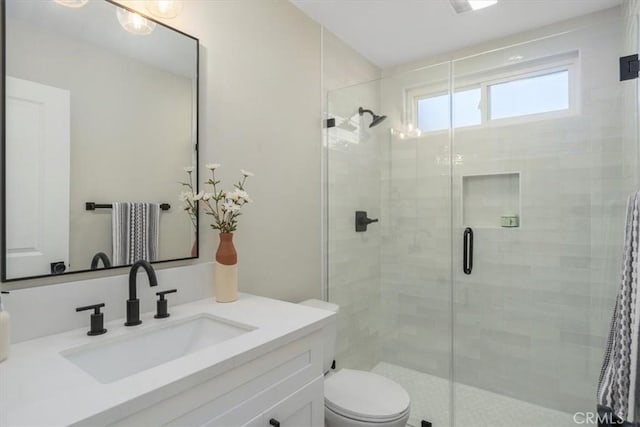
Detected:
[{"left": 105, "top": 0, "right": 324, "bottom": 303}]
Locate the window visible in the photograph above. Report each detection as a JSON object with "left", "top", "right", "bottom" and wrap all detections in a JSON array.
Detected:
[
  {"left": 408, "top": 54, "right": 577, "bottom": 134},
  {"left": 489, "top": 70, "right": 569, "bottom": 120},
  {"left": 416, "top": 88, "right": 481, "bottom": 132}
]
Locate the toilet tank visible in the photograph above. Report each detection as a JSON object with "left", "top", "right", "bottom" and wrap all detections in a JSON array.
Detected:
[{"left": 299, "top": 299, "right": 338, "bottom": 373}]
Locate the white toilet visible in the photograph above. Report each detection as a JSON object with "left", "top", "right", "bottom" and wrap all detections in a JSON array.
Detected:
[{"left": 300, "top": 299, "right": 411, "bottom": 427}]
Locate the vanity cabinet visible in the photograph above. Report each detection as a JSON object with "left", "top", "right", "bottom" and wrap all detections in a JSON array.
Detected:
[
  {"left": 100, "top": 330, "right": 325, "bottom": 427},
  {"left": 1, "top": 296, "right": 333, "bottom": 427}
]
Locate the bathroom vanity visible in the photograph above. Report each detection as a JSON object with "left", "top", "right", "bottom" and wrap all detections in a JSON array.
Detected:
[{"left": 0, "top": 294, "right": 333, "bottom": 426}]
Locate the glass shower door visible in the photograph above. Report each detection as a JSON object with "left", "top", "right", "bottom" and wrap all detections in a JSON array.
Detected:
[
  {"left": 450, "top": 14, "right": 638, "bottom": 427},
  {"left": 326, "top": 62, "right": 455, "bottom": 427}
]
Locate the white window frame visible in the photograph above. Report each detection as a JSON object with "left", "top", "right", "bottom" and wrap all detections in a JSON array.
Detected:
[{"left": 405, "top": 51, "right": 580, "bottom": 135}]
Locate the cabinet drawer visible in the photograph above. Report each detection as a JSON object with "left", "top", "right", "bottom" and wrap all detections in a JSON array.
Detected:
[
  {"left": 104, "top": 330, "right": 323, "bottom": 427},
  {"left": 220, "top": 376, "right": 324, "bottom": 427},
  {"left": 260, "top": 376, "right": 324, "bottom": 427}
]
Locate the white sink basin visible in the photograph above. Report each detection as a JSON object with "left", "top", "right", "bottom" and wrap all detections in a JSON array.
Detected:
[{"left": 62, "top": 313, "right": 255, "bottom": 383}]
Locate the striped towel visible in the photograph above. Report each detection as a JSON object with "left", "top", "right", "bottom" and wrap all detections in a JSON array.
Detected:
[
  {"left": 597, "top": 191, "right": 640, "bottom": 424},
  {"left": 112, "top": 202, "right": 160, "bottom": 266}
]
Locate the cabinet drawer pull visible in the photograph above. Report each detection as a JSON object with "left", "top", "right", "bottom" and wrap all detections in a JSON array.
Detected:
[{"left": 269, "top": 419, "right": 280, "bottom": 427}]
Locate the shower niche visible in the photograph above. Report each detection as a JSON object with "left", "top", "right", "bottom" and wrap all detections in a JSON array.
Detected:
[{"left": 462, "top": 172, "right": 520, "bottom": 228}]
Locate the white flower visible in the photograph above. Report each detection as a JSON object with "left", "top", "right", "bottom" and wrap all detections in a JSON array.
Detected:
[
  {"left": 230, "top": 190, "right": 251, "bottom": 205},
  {"left": 183, "top": 166, "right": 194, "bottom": 173},
  {"left": 240, "top": 169, "right": 254, "bottom": 177},
  {"left": 193, "top": 191, "right": 204, "bottom": 201},
  {"left": 202, "top": 192, "right": 212, "bottom": 201},
  {"left": 222, "top": 201, "right": 240, "bottom": 212},
  {"left": 226, "top": 190, "right": 240, "bottom": 202},
  {"left": 235, "top": 189, "right": 249, "bottom": 200},
  {"left": 206, "top": 163, "right": 221, "bottom": 170},
  {"left": 179, "top": 191, "right": 193, "bottom": 201}
]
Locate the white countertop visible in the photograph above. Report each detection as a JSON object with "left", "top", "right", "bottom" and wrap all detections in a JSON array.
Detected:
[{"left": 0, "top": 293, "right": 333, "bottom": 426}]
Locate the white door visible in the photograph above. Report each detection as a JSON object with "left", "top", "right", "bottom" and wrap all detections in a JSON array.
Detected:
[{"left": 5, "top": 76, "right": 70, "bottom": 279}]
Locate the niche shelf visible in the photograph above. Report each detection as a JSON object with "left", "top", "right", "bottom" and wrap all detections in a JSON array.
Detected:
[{"left": 462, "top": 172, "right": 520, "bottom": 228}]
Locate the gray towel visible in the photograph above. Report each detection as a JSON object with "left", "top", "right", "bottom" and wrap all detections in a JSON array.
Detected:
[
  {"left": 598, "top": 191, "right": 640, "bottom": 424},
  {"left": 112, "top": 202, "right": 160, "bottom": 266}
]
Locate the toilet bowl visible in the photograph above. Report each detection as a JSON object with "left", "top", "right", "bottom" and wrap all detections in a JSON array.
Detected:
[
  {"left": 324, "top": 369, "right": 410, "bottom": 427},
  {"left": 299, "top": 300, "right": 411, "bottom": 427}
]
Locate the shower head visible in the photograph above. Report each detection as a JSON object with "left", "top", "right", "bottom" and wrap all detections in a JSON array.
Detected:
[{"left": 359, "top": 107, "right": 387, "bottom": 128}]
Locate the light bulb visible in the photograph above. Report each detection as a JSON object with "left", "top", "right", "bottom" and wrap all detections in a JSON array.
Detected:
[
  {"left": 145, "top": 0, "right": 183, "bottom": 18},
  {"left": 468, "top": 0, "right": 498, "bottom": 11},
  {"left": 116, "top": 8, "right": 156, "bottom": 35},
  {"left": 53, "top": 0, "right": 88, "bottom": 7},
  {"left": 132, "top": 14, "right": 143, "bottom": 29}
]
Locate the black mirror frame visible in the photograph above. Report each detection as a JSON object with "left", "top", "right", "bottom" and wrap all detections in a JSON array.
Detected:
[{"left": 0, "top": 0, "right": 200, "bottom": 282}]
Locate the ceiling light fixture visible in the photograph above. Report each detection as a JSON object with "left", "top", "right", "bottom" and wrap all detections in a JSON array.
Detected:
[
  {"left": 116, "top": 8, "right": 156, "bottom": 35},
  {"left": 450, "top": 0, "right": 498, "bottom": 14},
  {"left": 145, "top": 0, "right": 183, "bottom": 19},
  {"left": 52, "top": 0, "right": 89, "bottom": 8}
]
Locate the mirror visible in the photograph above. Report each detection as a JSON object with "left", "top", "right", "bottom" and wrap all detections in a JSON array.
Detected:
[{"left": 2, "top": 0, "right": 199, "bottom": 281}]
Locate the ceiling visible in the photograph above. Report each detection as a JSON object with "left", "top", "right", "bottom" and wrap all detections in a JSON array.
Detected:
[{"left": 291, "top": 0, "right": 623, "bottom": 69}]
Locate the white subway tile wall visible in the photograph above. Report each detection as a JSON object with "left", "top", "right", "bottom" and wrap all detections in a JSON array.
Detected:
[
  {"left": 327, "top": 7, "right": 639, "bottom": 421},
  {"left": 327, "top": 81, "right": 383, "bottom": 370}
]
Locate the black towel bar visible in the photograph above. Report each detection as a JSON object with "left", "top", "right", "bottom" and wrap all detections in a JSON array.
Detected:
[{"left": 85, "top": 202, "right": 171, "bottom": 211}]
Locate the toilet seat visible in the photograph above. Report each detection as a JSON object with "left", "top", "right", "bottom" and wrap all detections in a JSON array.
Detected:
[{"left": 324, "top": 369, "right": 410, "bottom": 423}]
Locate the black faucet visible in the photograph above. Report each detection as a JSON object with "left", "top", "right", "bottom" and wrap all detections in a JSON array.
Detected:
[
  {"left": 125, "top": 260, "right": 158, "bottom": 326},
  {"left": 90, "top": 252, "right": 112, "bottom": 270}
]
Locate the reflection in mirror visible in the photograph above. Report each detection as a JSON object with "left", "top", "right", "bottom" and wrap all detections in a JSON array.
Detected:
[
  {"left": 2, "top": 0, "right": 199, "bottom": 281},
  {"left": 90, "top": 252, "right": 112, "bottom": 270}
]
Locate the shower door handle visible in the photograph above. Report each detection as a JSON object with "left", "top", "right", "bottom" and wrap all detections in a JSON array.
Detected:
[{"left": 463, "top": 227, "right": 473, "bottom": 275}]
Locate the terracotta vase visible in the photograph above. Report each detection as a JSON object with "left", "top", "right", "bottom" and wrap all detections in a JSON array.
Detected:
[
  {"left": 191, "top": 233, "right": 198, "bottom": 257},
  {"left": 215, "top": 232, "right": 238, "bottom": 302}
]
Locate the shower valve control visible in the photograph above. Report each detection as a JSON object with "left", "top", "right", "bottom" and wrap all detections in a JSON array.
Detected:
[{"left": 355, "top": 211, "right": 379, "bottom": 232}]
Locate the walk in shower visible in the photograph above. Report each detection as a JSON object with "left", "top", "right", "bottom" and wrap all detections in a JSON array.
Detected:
[{"left": 326, "top": 7, "right": 639, "bottom": 427}]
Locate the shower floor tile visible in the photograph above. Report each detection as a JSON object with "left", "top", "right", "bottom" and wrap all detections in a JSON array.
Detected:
[{"left": 371, "top": 362, "right": 577, "bottom": 427}]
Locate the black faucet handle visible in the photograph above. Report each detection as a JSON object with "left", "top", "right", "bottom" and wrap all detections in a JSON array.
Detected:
[
  {"left": 155, "top": 289, "right": 177, "bottom": 319},
  {"left": 76, "top": 303, "right": 105, "bottom": 314},
  {"left": 76, "top": 303, "right": 107, "bottom": 336},
  {"left": 156, "top": 289, "right": 177, "bottom": 299}
]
